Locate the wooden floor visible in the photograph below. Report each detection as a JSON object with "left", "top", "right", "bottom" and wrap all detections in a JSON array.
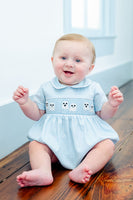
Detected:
[{"left": 0, "top": 80, "right": 133, "bottom": 200}]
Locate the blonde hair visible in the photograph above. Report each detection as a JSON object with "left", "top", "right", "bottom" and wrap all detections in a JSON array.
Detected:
[{"left": 53, "top": 33, "right": 96, "bottom": 64}]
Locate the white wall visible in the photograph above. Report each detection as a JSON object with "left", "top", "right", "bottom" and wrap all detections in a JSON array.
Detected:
[{"left": 0, "top": 0, "right": 63, "bottom": 106}]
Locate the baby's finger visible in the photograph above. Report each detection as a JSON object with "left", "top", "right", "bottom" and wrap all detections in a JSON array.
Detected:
[
  {"left": 17, "top": 87, "right": 26, "bottom": 96},
  {"left": 111, "top": 89, "right": 122, "bottom": 96},
  {"left": 13, "top": 94, "right": 21, "bottom": 101},
  {"left": 13, "top": 92, "right": 22, "bottom": 100},
  {"left": 18, "top": 85, "right": 25, "bottom": 90},
  {"left": 113, "top": 91, "right": 123, "bottom": 97},
  {"left": 112, "top": 92, "right": 124, "bottom": 103},
  {"left": 111, "top": 86, "right": 119, "bottom": 92},
  {"left": 14, "top": 95, "right": 19, "bottom": 100},
  {"left": 18, "top": 86, "right": 28, "bottom": 95},
  {"left": 23, "top": 88, "right": 29, "bottom": 94},
  {"left": 115, "top": 97, "right": 124, "bottom": 104},
  {"left": 16, "top": 91, "right": 24, "bottom": 98}
]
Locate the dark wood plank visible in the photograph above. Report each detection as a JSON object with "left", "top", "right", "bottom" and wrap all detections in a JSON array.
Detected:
[
  {"left": 0, "top": 158, "right": 103, "bottom": 200},
  {"left": 84, "top": 132, "right": 133, "bottom": 200},
  {"left": 0, "top": 142, "right": 29, "bottom": 183}
]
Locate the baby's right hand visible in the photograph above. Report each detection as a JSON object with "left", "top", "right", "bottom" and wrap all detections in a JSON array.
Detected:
[{"left": 13, "top": 86, "right": 29, "bottom": 105}]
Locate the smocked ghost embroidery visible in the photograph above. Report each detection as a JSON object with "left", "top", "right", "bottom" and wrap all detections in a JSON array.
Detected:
[
  {"left": 49, "top": 103, "right": 55, "bottom": 111},
  {"left": 46, "top": 102, "right": 48, "bottom": 109},
  {"left": 90, "top": 105, "right": 94, "bottom": 112},
  {"left": 70, "top": 103, "right": 77, "bottom": 111},
  {"left": 62, "top": 101, "right": 69, "bottom": 110},
  {"left": 83, "top": 103, "right": 89, "bottom": 111}
]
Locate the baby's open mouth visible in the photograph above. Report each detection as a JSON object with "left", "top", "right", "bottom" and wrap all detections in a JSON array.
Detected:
[{"left": 64, "top": 71, "right": 74, "bottom": 75}]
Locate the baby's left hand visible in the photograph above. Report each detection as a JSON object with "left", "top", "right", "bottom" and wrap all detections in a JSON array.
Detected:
[{"left": 108, "top": 86, "right": 124, "bottom": 108}]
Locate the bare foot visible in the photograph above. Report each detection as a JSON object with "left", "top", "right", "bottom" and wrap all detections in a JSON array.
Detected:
[
  {"left": 68, "top": 164, "right": 92, "bottom": 184},
  {"left": 16, "top": 169, "right": 53, "bottom": 187}
]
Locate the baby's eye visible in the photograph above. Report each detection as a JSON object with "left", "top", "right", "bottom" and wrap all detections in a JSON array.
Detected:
[
  {"left": 61, "top": 56, "right": 66, "bottom": 60},
  {"left": 76, "top": 59, "right": 81, "bottom": 63}
]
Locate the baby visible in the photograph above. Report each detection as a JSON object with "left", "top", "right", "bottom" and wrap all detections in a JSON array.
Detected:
[{"left": 13, "top": 33, "right": 123, "bottom": 187}]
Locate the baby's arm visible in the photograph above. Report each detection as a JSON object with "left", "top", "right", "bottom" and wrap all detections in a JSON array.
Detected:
[
  {"left": 96, "top": 86, "right": 124, "bottom": 120},
  {"left": 13, "top": 86, "right": 45, "bottom": 121}
]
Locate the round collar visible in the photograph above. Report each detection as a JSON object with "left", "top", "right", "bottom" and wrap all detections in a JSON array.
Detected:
[{"left": 51, "top": 77, "right": 92, "bottom": 89}]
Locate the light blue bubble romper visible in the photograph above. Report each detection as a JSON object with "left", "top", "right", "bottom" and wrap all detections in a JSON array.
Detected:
[{"left": 28, "top": 77, "right": 119, "bottom": 169}]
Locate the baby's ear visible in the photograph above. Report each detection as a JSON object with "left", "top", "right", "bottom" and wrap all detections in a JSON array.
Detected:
[
  {"left": 89, "top": 64, "right": 95, "bottom": 72},
  {"left": 51, "top": 57, "right": 53, "bottom": 63}
]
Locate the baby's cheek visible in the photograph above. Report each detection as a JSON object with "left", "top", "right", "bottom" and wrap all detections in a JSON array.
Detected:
[{"left": 78, "top": 68, "right": 87, "bottom": 78}]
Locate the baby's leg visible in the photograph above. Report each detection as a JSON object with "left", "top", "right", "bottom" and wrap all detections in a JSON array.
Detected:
[
  {"left": 69, "top": 139, "right": 115, "bottom": 184},
  {"left": 17, "top": 141, "right": 54, "bottom": 187}
]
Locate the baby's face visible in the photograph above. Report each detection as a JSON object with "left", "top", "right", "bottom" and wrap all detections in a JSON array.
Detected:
[{"left": 51, "top": 40, "right": 94, "bottom": 86}]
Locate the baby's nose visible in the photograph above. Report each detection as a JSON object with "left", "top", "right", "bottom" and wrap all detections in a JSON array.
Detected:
[{"left": 64, "top": 60, "right": 75, "bottom": 68}]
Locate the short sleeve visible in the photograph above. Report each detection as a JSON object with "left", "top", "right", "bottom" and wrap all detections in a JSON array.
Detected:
[
  {"left": 33, "top": 85, "right": 46, "bottom": 110},
  {"left": 94, "top": 83, "right": 107, "bottom": 112}
]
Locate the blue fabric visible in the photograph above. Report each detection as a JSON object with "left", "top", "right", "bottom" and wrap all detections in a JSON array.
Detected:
[{"left": 28, "top": 77, "right": 119, "bottom": 169}]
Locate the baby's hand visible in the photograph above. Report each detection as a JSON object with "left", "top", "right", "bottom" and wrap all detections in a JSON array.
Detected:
[
  {"left": 108, "top": 86, "right": 124, "bottom": 108},
  {"left": 13, "top": 86, "right": 29, "bottom": 105}
]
